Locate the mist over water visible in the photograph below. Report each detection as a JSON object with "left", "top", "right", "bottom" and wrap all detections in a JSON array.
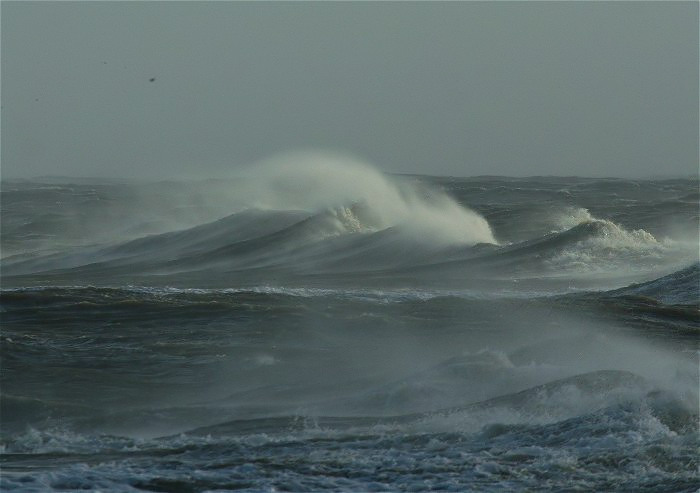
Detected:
[
  {"left": 3, "top": 0, "right": 697, "bottom": 489},
  {"left": 1, "top": 158, "right": 698, "bottom": 491}
]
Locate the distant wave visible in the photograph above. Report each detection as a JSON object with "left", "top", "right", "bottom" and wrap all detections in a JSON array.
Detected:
[
  {"left": 514, "top": 216, "right": 668, "bottom": 271},
  {"left": 541, "top": 209, "right": 672, "bottom": 272}
]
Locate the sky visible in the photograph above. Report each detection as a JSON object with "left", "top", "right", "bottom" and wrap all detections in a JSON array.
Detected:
[{"left": 2, "top": 1, "right": 698, "bottom": 179}]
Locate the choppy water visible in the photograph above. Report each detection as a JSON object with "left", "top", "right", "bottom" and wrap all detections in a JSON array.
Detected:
[{"left": 1, "top": 165, "right": 698, "bottom": 492}]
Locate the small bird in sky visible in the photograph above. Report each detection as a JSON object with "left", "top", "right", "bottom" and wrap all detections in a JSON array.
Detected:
[{"left": 149, "top": 77, "right": 156, "bottom": 82}]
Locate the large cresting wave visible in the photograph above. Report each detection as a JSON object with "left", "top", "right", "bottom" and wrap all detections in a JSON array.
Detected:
[
  {"left": 232, "top": 151, "right": 496, "bottom": 246},
  {"left": 3, "top": 162, "right": 696, "bottom": 287},
  {"left": 1, "top": 153, "right": 498, "bottom": 280}
]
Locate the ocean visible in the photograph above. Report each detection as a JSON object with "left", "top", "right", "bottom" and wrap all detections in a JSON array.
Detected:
[{"left": 1, "top": 165, "right": 698, "bottom": 492}]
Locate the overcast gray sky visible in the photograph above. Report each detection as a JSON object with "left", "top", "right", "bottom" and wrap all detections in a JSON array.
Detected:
[{"left": 2, "top": 1, "right": 698, "bottom": 179}]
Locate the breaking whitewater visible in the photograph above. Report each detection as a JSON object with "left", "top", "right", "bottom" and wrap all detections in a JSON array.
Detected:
[{"left": 1, "top": 156, "right": 698, "bottom": 492}]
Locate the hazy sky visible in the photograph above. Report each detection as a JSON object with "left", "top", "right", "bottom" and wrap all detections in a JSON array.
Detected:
[{"left": 2, "top": 1, "right": 698, "bottom": 179}]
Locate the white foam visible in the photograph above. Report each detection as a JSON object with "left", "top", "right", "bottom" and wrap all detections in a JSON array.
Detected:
[
  {"left": 232, "top": 151, "right": 496, "bottom": 246},
  {"left": 546, "top": 208, "right": 678, "bottom": 273}
]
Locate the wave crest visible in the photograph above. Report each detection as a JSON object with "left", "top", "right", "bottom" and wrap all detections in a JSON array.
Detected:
[
  {"left": 544, "top": 209, "right": 671, "bottom": 272},
  {"left": 238, "top": 151, "right": 496, "bottom": 246}
]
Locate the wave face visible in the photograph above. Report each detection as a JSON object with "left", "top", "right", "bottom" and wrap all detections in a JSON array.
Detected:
[
  {"left": 607, "top": 263, "right": 700, "bottom": 304},
  {"left": 2, "top": 171, "right": 696, "bottom": 288},
  {"left": 1, "top": 166, "right": 698, "bottom": 491}
]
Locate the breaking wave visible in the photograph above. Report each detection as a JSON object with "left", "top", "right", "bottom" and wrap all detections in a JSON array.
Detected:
[
  {"left": 1, "top": 208, "right": 687, "bottom": 282},
  {"left": 1, "top": 171, "right": 694, "bottom": 286},
  {"left": 235, "top": 151, "right": 497, "bottom": 246},
  {"left": 540, "top": 208, "right": 672, "bottom": 272}
]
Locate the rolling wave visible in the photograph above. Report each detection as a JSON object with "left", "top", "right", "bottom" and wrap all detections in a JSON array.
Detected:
[
  {"left": 1, "top": 209, "right": 691, "bottom": 287},
  {"left": 464, "top": 216, "right": 674, "bottom": 272},
  {"left": 1, "top": 161, "right": 694, "bottom": 287}
]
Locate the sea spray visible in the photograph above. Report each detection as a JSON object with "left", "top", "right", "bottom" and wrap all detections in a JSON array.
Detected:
[
  {"left": 1, "top": 175, "right": 698, "bottom": 492},
  {"left": 236, "top": 151, "right": 497, "bottom": 245}
]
